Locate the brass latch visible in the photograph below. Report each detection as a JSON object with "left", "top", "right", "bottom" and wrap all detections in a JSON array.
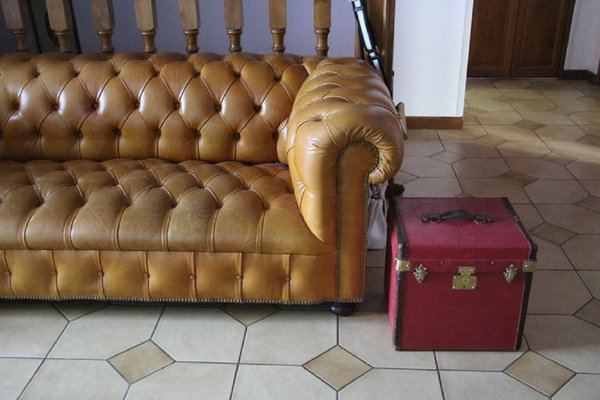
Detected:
[
  {"left": 413, "top": 265, "right": 428, "bottom": 283},
  {"left": 395, "top": 259, "right": 411, "bottom": 272},
  {"left": 504, "top": 265, "right": 518, "bottom": 283},
  {"left": 522, "top": 260, "right": 537, "bottom": 272},
  {"left": 452, "top": 266, "right": 477, "bottom": 290}
]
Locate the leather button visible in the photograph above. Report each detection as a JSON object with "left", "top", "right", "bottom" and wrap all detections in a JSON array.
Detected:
[
  {"left": 53, "top": 104, "right": 59, "bottom": 110},
  {"left": 284, "top": 276, "right": 291, "bottom": 282},
  {"left": 114, "top": 129, "right": 121, "bottom": 136},
  {"left": 235, "top": 274, "right": 242, "bottom": 280},
  {"left": 215, "top": 104, "right": 221, "bottom": 112},
  {"left": 144, "top": 272, "right": 150, "bottom": 278},
  {"left": 272, "top": 132, "right": 279, "bottom": 140},
  {"left": 254, "top": 105, "right": 261, "bottom": 112},
  {"left": 174, "top": 101, "right": 180, "bottom": 109},
  {"left": 134, "top": 101, "right": 140, "bottom": 108},
  {"left": 233, "top": 133, "right": 240, "bottom": 141},
  {"left": 97, "top": 271, "right": 104, "bottom": 278},
  {"left": 5, "top": 271, "right": 11, "bottom": 276},
  {"left": 189, "top": 274, "right": 196, "bottom": 280}
]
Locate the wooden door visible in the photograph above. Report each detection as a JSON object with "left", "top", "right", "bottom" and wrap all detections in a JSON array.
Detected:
[
  {"left": 468, "top": 0, "right": 519, "bottom": 77},
  {"left": 468, "top": 0, "right": 574, "bottom": 78}
]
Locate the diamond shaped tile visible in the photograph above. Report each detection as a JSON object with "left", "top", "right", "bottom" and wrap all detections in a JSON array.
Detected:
[
  {"left": 499, "top": 171, "right": 537, "bottom": 187},
  {"left": 515, "top": 120, "right": 545, "bottom": 130},
  {"left": 431, "top": 151, "right": 465, "bottom": 164},
  {"left": 304, "top": 346, "right": 371, "bottom": 390},
  {"left": 576, "top": 299, "right": 600, "bottom": 326},
  {"left": 530, "top": 223, "right": 576, "bottom": 245},
  {"left": 506, "top": 351, "right": 575, "bottom": 397},
  {"left": 109, "top": 341, "right": 173, "bottom": 383},
  {"left": 578, "top": 196, "right": 600, "bottom": 212},
  {"left": 541, "top": 152, "right": 576, "bottom": 166},
  {"left": 579, "top": 272, "right": 600, "bottom": 298},
  {"left": 553, "top": 374, "right": 600, "bottom": 400},
  {"left": 222, "top": 304, "right": 280, "bottom": 326},
  {"left": 581, "top": 180, "right": 600, "bottom": 197}
]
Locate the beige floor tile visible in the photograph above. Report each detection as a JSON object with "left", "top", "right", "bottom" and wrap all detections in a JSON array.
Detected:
[
  {"left": 530, "top": 223, "right": 576, "bottom": 245},
  {"left": 543, "top": 88, "right": 585, "bottom": 100},
  {"left": 484, "top": 125, "right": 539, "bottom": 141},
  {"left": 533, "top": 236, "right": 572, "bottom": 270},
  {"left": 581, "top": 125, "right": 600, "bottom": 137},
  {"left": 580, "top": 180, "right": 600, "bottom": 197},
  {"left": 402, "top": 177, "right": 463, "bottom": 198},
  {"left": 20, "top": 360, "right": 127, "bottom": 400},
  {"left": 465, "top": 87, "right": 502, "bottom": 100},
  {"left": 528, "top": 271, "right": 591, "bottom": 315},
  {"left": 0, "top": 358, "right": 42, "bottom": 400},
  {"left": 578, "top": 196, "right": 600, "bottom": 212},
  {"left": 438, "top": 126, "right": 487, "bottom": 140},
  {"left": 498, "top": 171, "right": 538, "bottom": 187},
  {"left": 536, "top": 204, "right": 600, "bottom": 234},
  {"left": 109, "top": 341, "right": 173, "bottom": 383},
  {"left": 222, "top": 304, "right": 280, "bottom": 326},
  {"left": 431, "top": 151, "right": 465, "bottom": 164},
  {"left": 553, "top": 374, "right": 600, "bottom": 400},
  {"left": 339, "top": 369, "right": 443, "bottom": 400},
  {"left": 436, "top": 341, "right": 527, "bottom": 371},
  {"left": 579, "top": 272, "right": 600, "bottom": 298},
  {"left": 459, "top": 178, "right": 530, "bottom": 204},
  {"left": 575, "top": 299, "right": 600, "bottom": 326},
  {"left": 512, "top": 98, "right": 556, "bottom": 112},
  {"left": 453, "top": 158, "right": 510, "bottom": 178},
  {"left": 506, "top": 159, "right": 572, "bottom": 179},
  {"left": 393, "top": 170, "right": 416, "bottom": 185},
  {"left": 567, "top": 160, "right": 600, "bottom": 179},
  {"left": 304, "top": 346, "right": 371, "bottom": 390},
  {"left": 497, "top": 141, "right": 551, "bottom": 158},
  {"left": 232, "top": 365, "right": 336, "bottom": 400},
  {"left": 53, "top": 301, "right": 109, "bottom": 321},
  {"left": 153, "top": 307, "right": 244, "bottom": 363},
  {"left": 241, "top": 311, "right": 336, "bottom": 365},
  {"left": 401, "top": 157, "right": 455, "bottom": 178},
  {"left": 48, "top": 305, "right": 160, "bottom": 360},
  {"left": 442, "top": 140, "right": 501, "bottom": 158},
  {"left": 552, "top": 98, "right": 600, "bottom": 112},
  {"left": 526, "top": 315, "right": 600, "bottom": 373},
  {"left": 515, "top": 120, "right": 546, "bottom": 130},
  {"left": 477, "top": 111, "right": 523, "bottom": 125},
  {"left": 535, "top": 125, "right": 587, "bottom": 141},
  {"left": 499, "top": 88, "right": 546, "bottom": 100},
  {"left": 476, "top": 134, "right": 508, "bottom": 147},
  {"left": 494, "top": 80, "right": 532, "bottom": 89},
  {"left": 512, "top": 204, "right": 544, "bottom": 230},
  {"left": 563, "top": 235, "right": 600, "bottom": 270},
  {"left": 506, "top": 351, "right": 575, "bottom": 397},
  {"left": 519, "top": 111, "right": 575, "bottom": 126},
  {"left": 440, "top": 371, "right": 547, "bottom": 400},
  {"left": 0, "top": 303, "right": 67, "bottom": 357},
  {"left": 406, "top": 129, "right": 439, "bottom": 140},
  {"left": 546, "top": 141, "right": 600, "bottom": 161},
  {"left": 542, "top": 152, "right": 576, "bottom": 166},
  {"left": 569, "top": 112, "right": 600, "bottom": 125},
  {"left": 463, "top": 113, "right": 481, "bottom": 126},
  {"left": 403, "top": 139, "right": 444, "bottom": 156},
  {"left": 128, "top": 362, "right": 236, "bottom": 400},
  {"left": 579, "top": 134, "right": 600, "bottom": 147},
  {"left": 467, "top": 98, "right": 516, "bottom": 112},
  {"left": 525, "top": 179, "right": 588, "bottom": 204},
  {"left": 339, "top": 312, "right": 436, "bottom": 369}
]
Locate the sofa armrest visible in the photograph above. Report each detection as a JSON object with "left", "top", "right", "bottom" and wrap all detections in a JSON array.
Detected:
[{"left": 286, "top": 58, "right": 404, "bottom": 244}]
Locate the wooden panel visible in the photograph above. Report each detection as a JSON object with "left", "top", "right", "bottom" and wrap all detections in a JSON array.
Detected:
[
  {"left": 45, "top": 0, "right": 76, "bottom": 52},
  {"left": 91, "top": 0, "right": 114, "bottom": 53},
  {"left": 468, "top": 0, "right": 520, "bottom": 77},
  {"left": 224, "top": 0, "right": 243, "bottom": 52},
  {"left": 511, "top": 0, "right": 572, "bottom": 77},
  {"left": 406, "top": 117, "right": 463, "bottom": 130},
  {"left": 134, "top": 0, "right": 157, "bottom": 53},
  {"left": 0, "top": 0, "right": 29, "bottom": 51},
  {"left": 269, "top": 0, "right": 286, "bottom": 53},
  {"left": 179, "top": 0, "right": 199, "bottom": 53},
  {"left": 313, "top": 0, "right": 330, "bottom": 57}
]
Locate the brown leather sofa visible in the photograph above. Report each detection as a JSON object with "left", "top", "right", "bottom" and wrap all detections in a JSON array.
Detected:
[{"left": 0, "top": 51, "right": 403, "bottom": 313}]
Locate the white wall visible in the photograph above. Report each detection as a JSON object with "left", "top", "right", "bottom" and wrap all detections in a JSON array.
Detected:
[
  {"left": 393, "top": 0, "right": 474, "bottom": 118},
  {"left": 564, "top": 0, "right": 600, "bottom": 74}
]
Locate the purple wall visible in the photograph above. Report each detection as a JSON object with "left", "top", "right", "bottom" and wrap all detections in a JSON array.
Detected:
[{"left": 1, "top": 0, "right": 355, "bottom": 56}]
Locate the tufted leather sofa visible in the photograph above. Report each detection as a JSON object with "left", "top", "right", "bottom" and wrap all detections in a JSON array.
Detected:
[{"left": 0, "top": 51, "right": 403, "bottom": 308}]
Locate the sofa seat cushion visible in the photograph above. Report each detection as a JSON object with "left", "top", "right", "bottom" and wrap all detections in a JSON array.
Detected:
[{"left": 0, "top": 159, "right": 333, "bottom": 255}]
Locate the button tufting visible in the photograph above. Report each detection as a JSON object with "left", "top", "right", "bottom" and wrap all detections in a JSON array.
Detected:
[
  {"left": 144, "top": 272, "right": 150, "bottom": 278},
  {"left": 272, "top": 132, "right": 279, "bottom": 140},
  {"left": 236, "top": 274, "right": 242, "bottom": 280},
  {"left": 189, "top": 274, "right": 196, "bottom": 280},
  {"left": 5, "top": 271, "right": 11, "bottom": 276},
  {"left": 284, "top": 276, "right": 291, "bottom": 281},
  {"left": 233, "top": 133, "right": 240, "bottom": 141},
  {"left": 114, "top": 128, "right": 121, "bottom": 136},
  {"left": 254, "top": 105, "right": 261, "bottom": 112},
  {"left": 97, "top": 271, "right": 104, "bottom": 278},
  {"left": 215, "top": 104, "right": 221, "bottom": 112},
  {"left": 134, "top": 101, "right": 140, "bottom": 108}
]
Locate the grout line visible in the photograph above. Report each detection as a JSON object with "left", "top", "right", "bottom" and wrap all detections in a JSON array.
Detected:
[
  {"left": 433, "top": 352, "right": 446, "bottom": 400},
  {"left": 228, "top": 325, "right": 247, "bottom": 400}
]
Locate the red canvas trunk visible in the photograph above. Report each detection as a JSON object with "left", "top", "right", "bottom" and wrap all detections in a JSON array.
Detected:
[{"left": 387, "top": 197, "right": 537, "bottom": 351}]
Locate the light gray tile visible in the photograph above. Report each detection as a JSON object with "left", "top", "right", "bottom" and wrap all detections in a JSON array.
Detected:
[
  {"left": 0, "top": 358, "right": 43, "bottom": 400},
  {"left": 440, "top": 371, "right": 547, "bottom": 400},
  {"left": 340, "top": 369, "right": 443, "bottom": 400}
]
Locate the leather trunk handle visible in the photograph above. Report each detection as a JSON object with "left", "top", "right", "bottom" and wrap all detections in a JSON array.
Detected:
[{"left": 421, "top": 209, "right": 495, "bottom": 224}]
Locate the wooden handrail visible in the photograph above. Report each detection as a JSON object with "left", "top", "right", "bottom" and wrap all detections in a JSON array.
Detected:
[
  {"left": 91, "top": 0, "right": 115, "bottom": 53},
  {"left": 179, "top": 0, "right": 200, "bottom": 54},
  {"left": 224, "top": 0, "right": 243, "bottom": 52},
  {"left": 313, "top": 0, "right": 331, "bottom": 57},
  {"left": 134, "top": 0, "right": 157, "bottom": 53},
  {"left": 269, "top": 0, "right": 286, "bottom": 53}
]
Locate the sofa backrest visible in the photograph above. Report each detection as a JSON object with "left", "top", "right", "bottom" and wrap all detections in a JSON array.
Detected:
[{"left": 0, "top": 52, "right": 320, "bottom": 163}]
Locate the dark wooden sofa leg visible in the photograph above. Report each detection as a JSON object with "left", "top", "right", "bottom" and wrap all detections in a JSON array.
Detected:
[{"left": 330, "top": 302, "right": 356, "bottom": 316}]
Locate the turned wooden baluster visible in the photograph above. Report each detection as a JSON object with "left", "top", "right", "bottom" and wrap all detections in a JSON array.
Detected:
[
  {"left": 268, "top": 0, "right": 286, "bottom": 53},
  {"left": 179, "top": 0, "right": 199, "bottom": 54},
  {"left": 134, "top": 0, "right": 157, "bottom": 53},
  {"left": 45, "top": 0, "right": 75, "bottom": 52},
  {"left": 91, "top": 0, "right": 114, "bottom": 53},
  {"left": 224, "top": 0, "right": 243, "bottom": 52},
  {"left": 0, "top": 0, "right": 29, "bottom": 51},
  {"left": 313, "top": 0, "right": 331, "bottom": 57}
]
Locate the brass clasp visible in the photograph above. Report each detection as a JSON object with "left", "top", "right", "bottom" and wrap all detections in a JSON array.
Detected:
[
  {"left": 413, "top": 265, "right": 428, "bottom": 283},
  {"left": 452, "top": 266, "right": 477, "bottom": 290},
  {"left": 504, "top": 265, "right": 518, "bottom": 283}
]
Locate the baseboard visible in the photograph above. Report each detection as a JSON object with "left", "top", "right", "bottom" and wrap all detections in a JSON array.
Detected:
[
  {"left": 406, "top": 116, "right": 463, "bottom": 130},
  {"left": 561, "top": 69, "right": 599, "bottom": 85}
]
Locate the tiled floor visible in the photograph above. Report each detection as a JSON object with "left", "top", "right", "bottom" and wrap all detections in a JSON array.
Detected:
[{"left": 2, "top": 78, "right": 600, "bottom": 399}]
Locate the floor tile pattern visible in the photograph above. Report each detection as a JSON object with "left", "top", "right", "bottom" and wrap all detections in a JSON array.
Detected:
[{"left": 1, "top": 79, "right": 600, "bottom": 399}]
